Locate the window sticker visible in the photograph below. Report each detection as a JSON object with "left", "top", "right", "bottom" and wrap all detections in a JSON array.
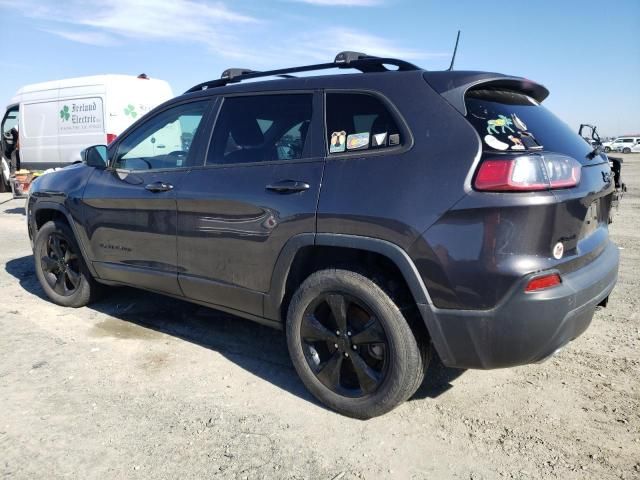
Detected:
[
  {"left": 508, "top": 135, "right": 525, "bottom": 150},
  {"left": 511, "top": 113, "right": 527, "bottom": 131},
  {"left": 346, "top": 132, "right": 370, "bottom": 150},
  {"left": 487, "top": 115, "right": 515, "bottom": 135},
  {"left": 389, "top": 133, "right": 400, "bottom": 146},
  {"left": 484, "top": 134, "right": 509, "bottom": 151},
  {"left": 330, "top": 130, "right": 347, "bottom": 153},
  {"left": 519, "top": 131, "right": 543, "bottom": 150},
  {"left": 372, "top": 132, "right": 387, "bottom": 147}
]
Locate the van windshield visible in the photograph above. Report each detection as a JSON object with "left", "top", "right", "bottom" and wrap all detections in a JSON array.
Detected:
[{"left": 465, "top": 89, "right": 594, "bottom": 164}]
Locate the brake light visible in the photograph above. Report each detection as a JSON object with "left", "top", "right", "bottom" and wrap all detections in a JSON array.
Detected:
[
  {"left": 474, "top": 155, "right": 581, "bottom": 192},
  {"left": 106, "top": 133, "right": 117, "bottom": 145},
  {"left": 525, "top": 273, "right": 562, "bottom": 292}
]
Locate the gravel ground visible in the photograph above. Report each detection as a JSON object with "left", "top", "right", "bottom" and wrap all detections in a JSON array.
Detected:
[{"left": 1, "top": 156, "right": 639, "bottom": 480}]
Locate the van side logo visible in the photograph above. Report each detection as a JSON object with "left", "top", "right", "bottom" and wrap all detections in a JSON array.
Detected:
[
  {"left": 124, "top": 104, "right": 138, "bottom": 118},
  {"left": 59, "top": 105, "right": 70, "bottom": 121}
]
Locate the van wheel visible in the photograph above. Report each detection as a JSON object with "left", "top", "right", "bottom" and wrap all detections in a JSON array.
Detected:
[
  {"left": 286, "top": 269, "right": 427, "bottom": 419},
  {"left": 623, "top": 147, "right": 631, "bottom": 154},
  {"left": 34, "top": 220, "right": 101, "bottom": 308},
  {"left": 604, "top": 147, "right": 610, "bottom": 153}
]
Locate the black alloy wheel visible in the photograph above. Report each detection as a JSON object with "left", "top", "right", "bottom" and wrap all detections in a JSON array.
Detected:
[
  {"left": 40, "top": 232, "right": 82, "bottom": 296},
  {"left": 300, "top": 292, "right": 389, "bottom": 397}
]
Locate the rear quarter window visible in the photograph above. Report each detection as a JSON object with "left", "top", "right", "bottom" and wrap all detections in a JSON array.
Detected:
[
  {"left": 465, "top": 89, "right": 593, "bottom": 164},
  {"left": 325, "top": 92, "right": 403, "bottom": 154}
]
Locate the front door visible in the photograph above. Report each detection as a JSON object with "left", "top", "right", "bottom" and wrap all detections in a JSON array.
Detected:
[
  {"left": 176, "top": 92, "right": 324, "bottom": 317},
  {"left": 82, "top": 99, "right": 212, "bottom": 295}
]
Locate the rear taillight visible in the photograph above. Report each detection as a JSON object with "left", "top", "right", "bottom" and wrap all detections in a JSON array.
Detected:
[
  {"left": 474, "top": 154, "right": 581, "bottom": 192},
  {"left": 106, "top": 133, "right": 117, "bottom": 145},
  {"left": 525, "top": 273, "right": 562, "bottom": 292}
]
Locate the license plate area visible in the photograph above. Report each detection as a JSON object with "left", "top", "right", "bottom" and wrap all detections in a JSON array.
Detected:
[{"left": 580, "top": 200, "right": 600, "bottom": 239}]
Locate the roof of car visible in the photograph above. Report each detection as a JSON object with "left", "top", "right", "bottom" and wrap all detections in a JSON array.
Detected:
[{"left": 179, "top": 52, "right": 549, "bottom": 116}]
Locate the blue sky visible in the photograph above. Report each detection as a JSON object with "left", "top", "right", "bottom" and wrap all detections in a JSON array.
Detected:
[{"left": 1, "top": 0, "right": 638, "bottom": 136}]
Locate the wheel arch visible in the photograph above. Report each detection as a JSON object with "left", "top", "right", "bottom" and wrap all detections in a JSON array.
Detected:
[
  {"left": 31, "top": 201, "right": 98, "bottom": 278},
  {"left": 265, "top": 233, "right": 434, "bottom": 324}
]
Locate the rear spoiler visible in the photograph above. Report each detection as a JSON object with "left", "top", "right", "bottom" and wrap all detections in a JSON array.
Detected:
[{"left": 423, "top": 71, "right": 550, "bottom": 116}]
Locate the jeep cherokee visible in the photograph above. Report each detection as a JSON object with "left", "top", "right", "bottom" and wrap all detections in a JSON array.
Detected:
[{"left": 26, "top": 52, "right": 619, "bottom": 418}]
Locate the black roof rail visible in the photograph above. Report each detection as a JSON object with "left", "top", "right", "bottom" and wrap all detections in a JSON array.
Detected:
[{"left": 184, "top": 51, "right": 420, "bottom": 93}]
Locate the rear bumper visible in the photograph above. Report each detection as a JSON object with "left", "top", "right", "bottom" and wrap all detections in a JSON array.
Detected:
[{"left": 419, "top": 240, "right": 619, "bottom": 369}]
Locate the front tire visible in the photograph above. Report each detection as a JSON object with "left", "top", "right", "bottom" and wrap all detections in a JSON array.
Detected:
[
  {"left": 286, "top": 269, "right": 427, "bottom": 419},
  {"left": 34, "top": 220, "right": 100, "bottom": 307},
  {"left": 604, "top": 146, "right": 611, "bottom": 153}
]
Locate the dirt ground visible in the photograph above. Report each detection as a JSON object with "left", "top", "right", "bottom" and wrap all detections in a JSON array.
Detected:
[{"left": 1, "top": 155, "right": 639, "bottom": 480}]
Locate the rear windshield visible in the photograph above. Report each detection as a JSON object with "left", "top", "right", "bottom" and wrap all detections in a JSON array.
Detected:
[{"left": 465, "top": 89, "right": 593, "bottom": 163}]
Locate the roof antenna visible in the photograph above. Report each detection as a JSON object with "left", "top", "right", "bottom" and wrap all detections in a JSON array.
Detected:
[{"left": 448, "top": 30, "right": 461, "bottom": 71}]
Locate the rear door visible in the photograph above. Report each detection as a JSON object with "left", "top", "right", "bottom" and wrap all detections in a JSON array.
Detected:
[
  {"left": 176, "top": 92, "right": 324, "bottom": 317},
  {"left": 82, "top": 99, "right": 213, "bottom": 295}
]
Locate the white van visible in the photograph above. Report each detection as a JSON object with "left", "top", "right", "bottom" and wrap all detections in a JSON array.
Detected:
[
  {"left": 1, "top": 74, "right": 173, "bottom": 190},
  {"left": 603, "top": 136, "right": 640, "bottom": 153}
]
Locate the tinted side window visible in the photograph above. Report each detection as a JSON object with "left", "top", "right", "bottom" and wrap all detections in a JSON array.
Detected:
[
  {"left": 325, "top": 93, "right": 401, "bottom": 154},
  {"left": 208, "top": 94, "right": 313, "bottom": 165},
  {"left": 114, "top": 101, "right": 208, "bottom": 170}
]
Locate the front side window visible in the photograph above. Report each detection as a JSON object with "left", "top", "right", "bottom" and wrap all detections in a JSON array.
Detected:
[
  {"left": 208, "top": 94, "right": 313, "bottom": 165},
  {"left": 325, "top": 92, "right": 402, "bottom": 154},
  {"left": 113, "top": 101, "right": 208, "bottom": 170}
]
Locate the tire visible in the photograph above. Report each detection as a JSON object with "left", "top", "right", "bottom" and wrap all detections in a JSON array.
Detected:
[
  {"left": 623, "top": 147, "right": 631, "bottom": 154},
  {"left": 286, "top": 269, "right": 427, "bottom": 419},
  {"left": 34, "top": 220, "right": 101, "bottom": 307},
  {"left": 604, "top": 147, "right": 610, "bottom": 153}
]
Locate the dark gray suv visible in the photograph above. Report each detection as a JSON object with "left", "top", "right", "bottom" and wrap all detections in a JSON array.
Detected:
[{"left": 26, "top": 52, "right": 619, "bottom": 418}]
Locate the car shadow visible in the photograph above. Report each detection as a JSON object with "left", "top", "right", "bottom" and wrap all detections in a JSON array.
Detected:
[
  {"left": 5, "top": 254, "right": 464, "bottom": 410},
  {"left": 2, "top": 207, "right": 25, "bottom": 215}
]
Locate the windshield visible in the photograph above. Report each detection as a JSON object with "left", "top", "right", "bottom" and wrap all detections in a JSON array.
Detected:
[{"left": 465, "top": 89, "right": 595, "bottom": 164}]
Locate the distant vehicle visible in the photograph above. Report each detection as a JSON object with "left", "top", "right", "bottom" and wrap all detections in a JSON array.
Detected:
[
  {"left": 602, "top": 136, "right": 640, "bottom": 153},
  {"left": 615, "top": 140, "right": 640, "bottom": 154},
  {"left": 578, "top": 124, "right": 625, "bottom": 217},
  {"left": 27, "top": 51, "right": 620, "bottom": 418},
  {"left": 0, "top": 74, "right": 173, "bottom": 193}
]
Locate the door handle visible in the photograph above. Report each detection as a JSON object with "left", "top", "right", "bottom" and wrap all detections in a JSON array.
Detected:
[
  {"left": 265, "top": 180, "right": 310, "bottom": 193},
  {"left": 145, "top": 181, "right": 174, "bottom": 193}
]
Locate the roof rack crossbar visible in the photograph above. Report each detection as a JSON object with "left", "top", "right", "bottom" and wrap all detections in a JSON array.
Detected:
[{"left": 184, "top": 52, "right": 420, "bottom": 93}]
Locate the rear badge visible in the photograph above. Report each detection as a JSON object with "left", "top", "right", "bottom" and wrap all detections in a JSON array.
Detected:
[
  {"left": 553, "top": 242, "right": 564, "bottom": 260},
  {"left": 346, "top": 132, "right": 370, "bottom": 150}
]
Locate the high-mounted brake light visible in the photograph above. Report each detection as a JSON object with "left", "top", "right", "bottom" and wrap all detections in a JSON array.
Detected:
[
  {"left": 525, "top": 273, "right": 562, "bottom": 292},
  {"left": 474, "top": 154, "right": 581, "bottom": 192},
  {"left": 106, "top": 133, "right": 117, "bottom": 145}
]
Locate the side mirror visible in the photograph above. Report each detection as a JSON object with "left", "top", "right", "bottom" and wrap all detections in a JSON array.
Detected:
[{"left": 81, "top": 145, "right": 108, "bottom": 168}]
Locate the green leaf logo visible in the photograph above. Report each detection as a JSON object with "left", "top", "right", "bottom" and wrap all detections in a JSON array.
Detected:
[
  {"left": 124, "top": 104, "right": 137, "bottom": 118},
  {"left": 59, "top": 105, "right": 70, "bottom": 121}
]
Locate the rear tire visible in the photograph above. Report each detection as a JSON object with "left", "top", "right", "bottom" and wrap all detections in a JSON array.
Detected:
[
  {"left": 34, "top": 220, "right": 101, "bottom": 307},
  {"left": 604, "top": 147, "right": 611, "bottom": 153},
  {"left": 623, "top": 147, "right": 631, "bottom": 154},
  {"left": 286, "top": 269, "right": 427, "bottom": 419}
]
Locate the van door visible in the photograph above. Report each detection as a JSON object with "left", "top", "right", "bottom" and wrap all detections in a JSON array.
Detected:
[
  {"left": 176, "top": 92, "right": 324, "bottom": 318},
  {"left": 1, "top": 105, "right": 19, "bottom": 187},
  {"left": 82, "top": 99, "right": 213, "bottom": 295},
  {"left": 20, "top": 98, "right": 60, "bottom": 169}
]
